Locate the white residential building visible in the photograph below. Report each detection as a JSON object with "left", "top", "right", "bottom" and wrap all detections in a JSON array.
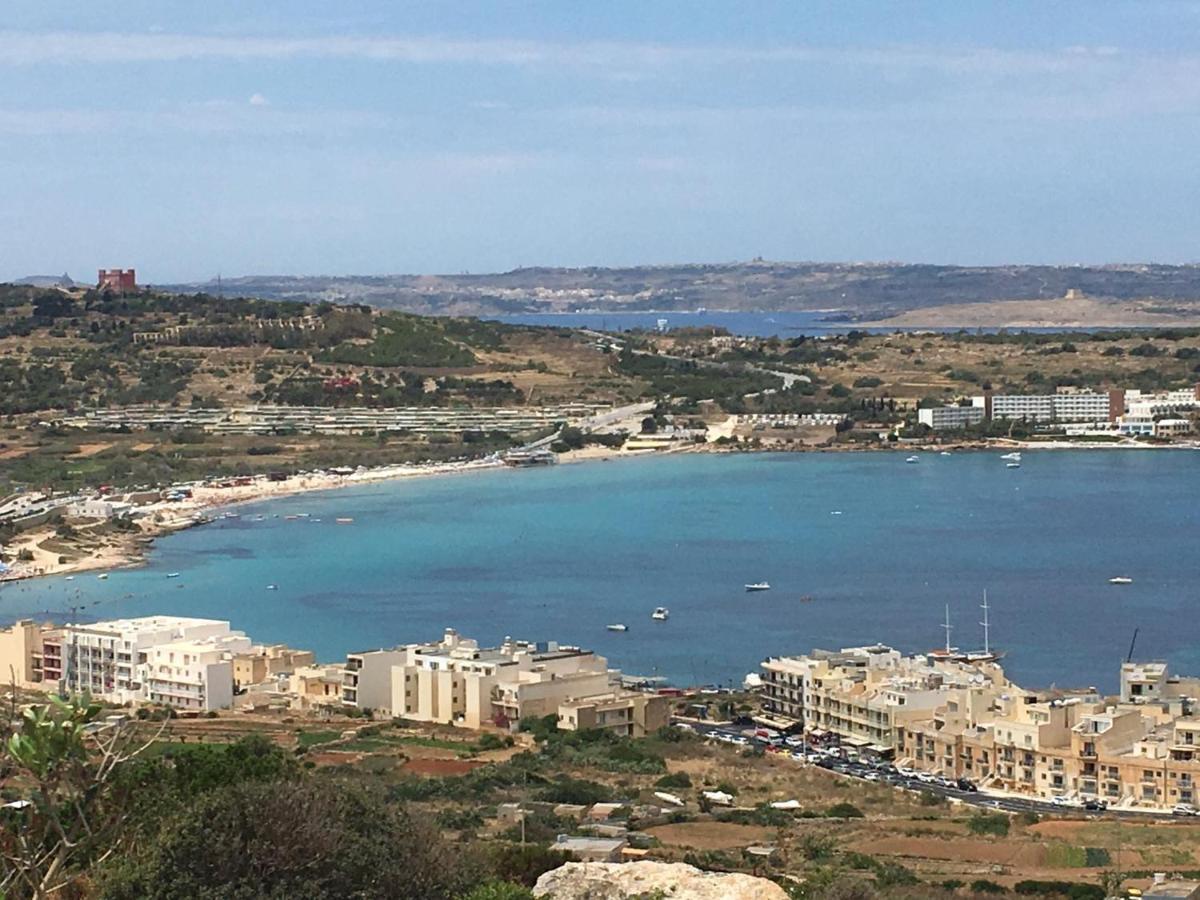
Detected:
[
  {"left": 918, "top": 404, "right": 985, "bottom": 431},
  {"left": 144, "top": 632, "right": 251, "bottom": 711},
  {"left": 986, "top": 391, "right": 1118, "bottom": 424},
  {"left": 342, "top": 648, "right": 408, "bottom": 711},
  {"left": 60, "top": 616, "right": 237, "bottom": 705}
]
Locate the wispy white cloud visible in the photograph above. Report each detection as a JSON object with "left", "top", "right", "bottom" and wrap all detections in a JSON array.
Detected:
[
  {"left": 0, "top": 102, "right": 395, "bottom": 136},
  {"left": 0, "top": 29, "right": 1156, "bottom": 78},
  {"left": 248, "top": 92, "right": 269, "bottom": 107}
]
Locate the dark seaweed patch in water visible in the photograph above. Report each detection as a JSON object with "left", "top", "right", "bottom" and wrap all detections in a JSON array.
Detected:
[
  {"left": 189, "top": 546, "right": 256, "bottom": 560},
  {"left": 422, "top": 565, "right": 496, "bottom": 581}
]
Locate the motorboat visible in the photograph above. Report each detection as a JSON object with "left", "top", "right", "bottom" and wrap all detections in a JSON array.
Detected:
[
  {"left": 651, "top": 607, "right": 669, "bottom": 621},
  {"left": 1006, "top": 462, "right": 1021, "bottom": 468},
  {"left": 336, "top": 517, "right": 354, "bottom": 524},
  {"left": 1109, "top": 576, "right": 1133, "bottom": 585},
  {"left": 745, "top": 582, "right": 771, "bottom": 592},
  {"left": 905, "top": 455, "right": 920, "bottom": 463},
  {"left": 940, "top": 451, "right": 952, "bottom": 456},
  {"left": 1001, "top": 451, "right": 1022, "bottom": 461},
  {"left": 606, "top": 623, "right": 628, "bottom": 632},
  {"left": 266, "top": 584, "right": 279, "bottom": 591},
  {"left": 166, "top": 572, "right": 180, "bottom": 579},
  {"left": 97, "top": 573, "right": 108, "bottom": 580}
]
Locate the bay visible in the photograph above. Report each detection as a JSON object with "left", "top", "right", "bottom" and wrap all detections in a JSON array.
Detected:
[
  {"left": 2, "top": 450, "right": 1197, "bottom": 693},
  {"left": 484, "top": 310, "right": 1127, "bottom": 339}
]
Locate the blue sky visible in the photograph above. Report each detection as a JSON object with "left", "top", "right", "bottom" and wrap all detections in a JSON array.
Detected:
[{"left": 3, "top": 1, "right": 1199, "bottom": 281}]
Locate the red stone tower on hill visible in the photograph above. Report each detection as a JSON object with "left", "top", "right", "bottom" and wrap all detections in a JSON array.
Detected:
[{"left": 97, "top": 269, "right": 136, "bottom": 292}]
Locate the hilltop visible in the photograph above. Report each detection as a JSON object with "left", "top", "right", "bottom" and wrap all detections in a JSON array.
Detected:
[{"left": 160, "top": 262, "right": 1200, "bottom": 322}]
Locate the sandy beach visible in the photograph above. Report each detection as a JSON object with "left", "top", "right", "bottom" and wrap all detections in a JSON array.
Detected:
[{"left": 2, "top": 432, "right": 1195, "bottom": 585}]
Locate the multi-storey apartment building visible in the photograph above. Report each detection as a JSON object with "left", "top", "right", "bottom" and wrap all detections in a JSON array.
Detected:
[
  {"left": 762, "top": 645, "right": 1012, "bottom": 753},
  {"left": 343, "top": 628, "right": 669, "bottom": 732},
  {"left": 985, "top": 390, "right": 1121, "bottom": 424},
  {"left": 765, "top": 646, "right": 1200, "bottom": 810},
  {"left": 232, "top": 643, "right": 316, "bottom": 686},
  {"left": 58, "top": 616, "right": 238, "bottom": 705},
  {"left": 143, "top": 632, "right": 251, "bottom": 711},
  {"left": 917, "top": 403, "right": 986, "bottom": 431}
]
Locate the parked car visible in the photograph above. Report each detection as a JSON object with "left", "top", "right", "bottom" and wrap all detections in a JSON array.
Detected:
[
  {"left": 1082, "top": 798, "right": 1107, "bottom": 811},
  {"left": 1050, "top": 795, "right": 1072, "bottom": 807},
  {"left": 1172, "top": 803, "right": 1199, "bottom": 816},
  {"left": 956, "top": 778, "right": 978, "bottom": 792}
]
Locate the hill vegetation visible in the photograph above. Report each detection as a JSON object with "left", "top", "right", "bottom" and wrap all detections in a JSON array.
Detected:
[{"left": 160, "top": 262, "right": 1200, "bottom": 319}]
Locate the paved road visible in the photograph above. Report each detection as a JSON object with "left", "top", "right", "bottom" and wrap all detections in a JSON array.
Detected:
[
  {"left": 675, "top": 719, "right": 1179, "bottom": 821},
  {"left": 522, "top": 401, "right": 658, "bottom": 450}
]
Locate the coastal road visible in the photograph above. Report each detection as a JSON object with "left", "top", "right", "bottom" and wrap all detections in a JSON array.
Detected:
[
  {"left": 521, "top": 401, "right": 658, "bottom": 451},
  {"left": 676, "top": 720, "right": 1179, "bottom": 821}
]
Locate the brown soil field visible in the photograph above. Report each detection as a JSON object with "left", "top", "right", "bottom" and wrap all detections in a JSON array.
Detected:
[
  {"left": 645, "top": 821, "right": 775, "bottom": 851},
  {"left": 403, "top": 758, "right": 485, "bottom": 776},
  {"left": 73, "top": 443, "right": 115, "bottom": 457},
  {"left": 852, "top": 835, "right": 1048, "bottom": 868}
]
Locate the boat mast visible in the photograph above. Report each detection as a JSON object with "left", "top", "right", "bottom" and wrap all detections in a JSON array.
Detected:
[
  {"left": 980, "top": 590, "right": 991, "bottom": 655},
  {"left": 942, "top": 604, "right": 952, "bottom": 653}
]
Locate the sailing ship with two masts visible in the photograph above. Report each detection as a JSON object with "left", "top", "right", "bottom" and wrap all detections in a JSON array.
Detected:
[{"left": 927, "top": 592, "right": 1005, "bottom": 665}]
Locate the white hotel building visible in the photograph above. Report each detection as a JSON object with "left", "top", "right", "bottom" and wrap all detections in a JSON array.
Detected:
[{"left": 61, "top": 616, "right": 246, "bottom": 710}]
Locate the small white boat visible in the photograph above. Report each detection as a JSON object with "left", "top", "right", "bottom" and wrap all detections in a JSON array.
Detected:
[
  {"left": 745, "top": 582, "right": 771, "bottom": 592},
  {"left": 336, "top": 517, "right": 354, "bottom": 525},
  {"left": 97, "top": 573, "right": 108, "bottom": 580},
  {"left": 905, "top": 455, "right": 920, "bottom": 464},
  {"left": 651, "top": 607, "right": 669, "bottom": 621},
  {"left": 64, "top": 576, "right": 74, "bottom": 581},
  {"left": 1001, "top": 451, "right": 1022, "bottom": 461},
  {"left": 266, "top": 584, "right": 279, "bottom": 591},
  {"left": 940, "top": 451, "right": 952, "bottom": 457},
  {"left": 166, "top": 572, "right": 180, "bottom": 579},
  {"left": 1006, "top": 462, "right": 1021, "bottom": 469},
  {"left": 606, "top": 623, "right": 628, "bottom": 632},
  {"left": 1109, "top": 576, "right": 1133, "bottom": 585}
]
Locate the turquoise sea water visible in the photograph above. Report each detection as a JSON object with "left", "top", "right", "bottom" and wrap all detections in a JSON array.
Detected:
[{"left": 2, "top": 451, "right": 1198, "bottom": 692}]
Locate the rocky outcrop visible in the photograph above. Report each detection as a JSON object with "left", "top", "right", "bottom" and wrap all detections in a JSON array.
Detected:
[{"left": 532, "top": 860, "right": 788, "bottom": 899}]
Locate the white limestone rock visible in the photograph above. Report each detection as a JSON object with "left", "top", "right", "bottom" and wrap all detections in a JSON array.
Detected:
[{"left": 532, "top": 860, "right": 788, "bottom": 900}]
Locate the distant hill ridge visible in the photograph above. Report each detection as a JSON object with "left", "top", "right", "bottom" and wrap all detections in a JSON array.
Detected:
[{"left": 159, "top": 261, "right": 1200, "bottom": 318}]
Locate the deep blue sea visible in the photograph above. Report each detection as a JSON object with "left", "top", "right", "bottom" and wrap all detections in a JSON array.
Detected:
[
  {"left": 485, "top": 310, "right": 1119, "bottom": 339},
  {"left": 3, "top": 451, "right": 1198, "bottom": 693}
]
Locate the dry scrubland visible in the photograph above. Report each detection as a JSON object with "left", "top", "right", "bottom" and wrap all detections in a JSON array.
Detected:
[{"left": 141, "top": 711, "right": 1200, "bottom": 898}]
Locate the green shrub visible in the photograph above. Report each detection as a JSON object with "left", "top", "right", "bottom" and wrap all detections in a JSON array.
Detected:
[
  {"left": 967, "top": 812, "right": 1010, "bottom": 837},
  {"left": 971, "top": 879, "right": 1006, "bottom": 894},
  {"left": 655, "top": 772, "right": 692, "bottom": 789},
  {"left": 825, "top": 803, "right": 864, "bottom": 819}
]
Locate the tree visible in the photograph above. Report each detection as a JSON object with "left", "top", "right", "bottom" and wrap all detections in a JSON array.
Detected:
[
  {"left": 0, "top": 694, "right": 165, "bottom": 899},
  {"left": 640, "top": 416, "right": 658, "bottom": 434},
  {"left": 101, "top": 780, "right": 480, "bottom": 899}
]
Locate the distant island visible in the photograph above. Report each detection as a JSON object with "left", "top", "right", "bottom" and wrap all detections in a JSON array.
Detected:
[{"left": 156, "top": 261, "right": 1200, "bottom": 326}]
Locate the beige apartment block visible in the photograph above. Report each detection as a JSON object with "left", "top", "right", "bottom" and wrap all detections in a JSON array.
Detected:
[
  {"left": 288, "top": 664, "right": 344, "bottom": 709},
  {"left": 762, "top": 645, "right": 1011, "bottom": 753},
  {"left": 343, "top": 628, "right": 664, "bottom": 733},
  {"left": 0, "top": 619, "right": 53, "bottom": 687},
  {"left": 558, "top": 691, "right": 671, "bottom": 738},
  {"left": 233, "top": 644, "right": 316, "bottom": 686}
]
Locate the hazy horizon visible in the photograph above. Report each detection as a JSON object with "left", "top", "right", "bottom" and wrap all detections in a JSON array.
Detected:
[{"left": 4, "top": 1, "right": 1200, "bottom": 282}]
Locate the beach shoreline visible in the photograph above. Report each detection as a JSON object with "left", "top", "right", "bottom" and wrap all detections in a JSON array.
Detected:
[{"left": 2, "top": 436, "right": 1194, "bottom": 586}]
